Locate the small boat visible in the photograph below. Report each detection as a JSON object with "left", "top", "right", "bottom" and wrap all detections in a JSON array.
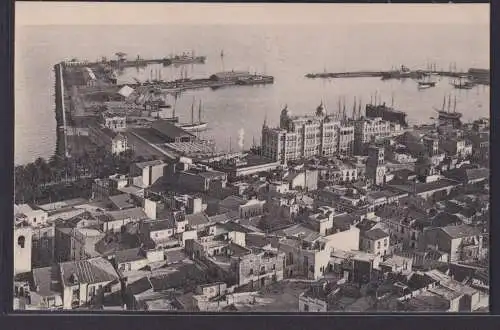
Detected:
[
  {"left": 418, "top": 81, "right": 436, "bottom": 88},
  {"left": 451, "top": 77, "right": 475, "bottom": 89},
  {"left": 177, "top": 98, "right": 208, "bottom": 132},
  {"left": 418, "top": 81, "right": 437, "bottom": 89}
]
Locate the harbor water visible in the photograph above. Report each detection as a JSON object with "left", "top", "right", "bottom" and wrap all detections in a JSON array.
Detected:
[{"left": 15, "top": 24, "right": 489, "bottom": 165}]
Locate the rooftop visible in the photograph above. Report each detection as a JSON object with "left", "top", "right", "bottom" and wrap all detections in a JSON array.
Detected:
[
  {"left": 60, "top": 257, "right": 119, "bottom": 287},
  {"left": 279, "top": 224, "right": 321, "bottom": 243},
  {"left": 109, "top": 194, "right": 136, "bottom": 210},
  {"left": 185, "top": 212, "right": 210, "bottom": 227},
  {"left": 151, "top": 120, "right": 195, "bottom": 139},
  {"left": 441, "top": 224, "right": 482, "bottom": 239},
  {"left": 98, "top": 207, "right": 148, "bottom": 222},
  {"left": 32, "top": 265, "right": 62, "bottom": 297},
  {"left": 149, "top": 219, "right": 175, "bottom": 232},
  {"left": 331, "top": 249, "right": 378, "bottom": 263},
  {"left": 115, "top": 247, "right": 147, "bottom": 264},
  {"left": 135, "top": 160, "right": 165, "bottom": 169},
  {"left": 362, "top": 228, "right": 389, "bottom": 241},
  {"left": 219, "top": 195, "right": 247, "bottom": 210}
]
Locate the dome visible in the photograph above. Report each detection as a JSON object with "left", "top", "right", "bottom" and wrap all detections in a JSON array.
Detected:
[
  {"left": 281, "top": 104, "right": 291, "bottom": 117},
  {"left": 316, "top": 101, "right": 326, "bottom": 117}
]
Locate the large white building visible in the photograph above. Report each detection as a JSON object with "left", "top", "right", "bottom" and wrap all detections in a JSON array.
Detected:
[
  {"left": 261, "top": 103, "right": 355, "bottom": 163},
  {"left": 353, "top": 117, "right": 394, "bottom": 154}
]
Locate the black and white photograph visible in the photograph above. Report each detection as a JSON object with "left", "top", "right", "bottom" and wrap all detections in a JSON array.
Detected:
[{"left": 13, "top": 2, "right": 490, "bottom": 312}]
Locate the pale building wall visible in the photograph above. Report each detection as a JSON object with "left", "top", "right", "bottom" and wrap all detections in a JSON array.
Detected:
[{"left": 14, "top": 226, "right": 33, "bottom": 275}]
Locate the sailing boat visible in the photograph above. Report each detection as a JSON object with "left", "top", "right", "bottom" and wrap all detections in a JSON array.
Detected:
[
  {"left": 177, "top": 98, "right": 208, "bottom": 131},
  {"left": 433, "top": 94, "right": 462, "bottom": 126}
]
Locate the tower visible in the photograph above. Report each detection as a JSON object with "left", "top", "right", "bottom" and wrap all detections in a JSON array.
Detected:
[
  {"left": 14, "top": 226, "right": 33, "bottom": 276},
  {"left": 367, "top": 145, "right": 386, "bottom": 186}
]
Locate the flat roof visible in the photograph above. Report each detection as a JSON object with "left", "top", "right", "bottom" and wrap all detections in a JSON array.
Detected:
[
  {"left": 152, "top": 120, "right": 195, "bottom": 139},
  {"left": 441, "top": 224, "right": 482, "bottom": 239}
]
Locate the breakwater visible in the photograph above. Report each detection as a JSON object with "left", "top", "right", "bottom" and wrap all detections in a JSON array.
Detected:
[{"left": 305, "top": 68, "right": 489, "bottom": 84}]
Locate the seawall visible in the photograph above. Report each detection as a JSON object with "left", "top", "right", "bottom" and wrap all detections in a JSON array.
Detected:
[{"left": 53, "top": 63, "right": 67, "bottom": 158}]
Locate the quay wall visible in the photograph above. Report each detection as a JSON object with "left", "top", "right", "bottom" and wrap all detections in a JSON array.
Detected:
[{"left": 53, "top": 63, "right": 67, "bottom": 158}]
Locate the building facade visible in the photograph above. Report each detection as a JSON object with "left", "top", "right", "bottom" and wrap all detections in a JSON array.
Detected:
[
  {"left": 354, "top": 117, "right": 392, "bottom": 154},
  {"left": 261, "top": 104, "right": 355, "bottom": 163}
]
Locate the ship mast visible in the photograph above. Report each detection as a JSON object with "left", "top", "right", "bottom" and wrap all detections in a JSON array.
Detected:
[
  {"left": 342, "top": 96, "right": 347, "bottom": 121},
  {"left": 352, "top": 96, "right": 357, "bottom": 120},
  {"left": 442, "top": 95, "right": 446, "bottom": 112},
  {"left": 172, "top": 93, "right": 178, "bottom": 119},
  {"left": 358, "top": 97, "right": 362, "bottom": 119},
  {"left": 337, "top": 98, "right": 341, "bottom": 120},
  {"left": 198, "top": 99, "right": 202, "bottom": 123},
  {"left": 220, "top": 50, "right": 225, "bottom": 72},
  {"left": 447, "top": 94, "right": 451, "bottom": 113},
  {"left": 453, "top": 95, "right": 457, "bottom": 113},
  {"left": 191, "top": 97, "right": 195, "bottom": 125}
]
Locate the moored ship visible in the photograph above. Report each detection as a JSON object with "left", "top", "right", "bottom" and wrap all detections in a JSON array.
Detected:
[
  {"left": 381, "top": 65, "right": 426, "bottom": 80},
  {"left": 434, "top": 94, "right": 462, "bottom": 128},
  {"left": 365, "top": 103, "right": 408, "bottom": 127},
  {"left": 177, "top": 98, "right": 208, "bottom": 132},
  {"left": 164, "top": 51, "right": 206, "bottom": 65}
]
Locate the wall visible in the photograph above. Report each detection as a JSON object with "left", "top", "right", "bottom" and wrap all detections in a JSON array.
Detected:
[
  {"left": 150, "top": 228, "right": 174, "bottom": 242},
  {"left": 197, "top": 282, "right": 227, "bottom": 298},
  {"left": 32, "top": 225, "right": 56, "bottom": 267},
  {"left": 194, "top": 292, "right": 258, "bottom": 312},
  {"left": 143, "top": 199, "right": 158, "bottom": 220},
  {"left": 181, "top": 230, "right": 198, "bottom": 247},
  {"left": 63, "top": 280, "right": 120, "bottom": 310},
  {"left": 228, "top": 231, "right": 246, "bottom": 247},
  {"left": 240, "top": 201, "right": 265, "bottom": 218},
  {"left": 178, "top": 172, "right": 208, "bottom": 192},
  {"left": 118, "top": 258, "right": 149, "bottom": 272},
  {"left": 237, "top": 252, "right": 285, "bottom": 286},
  {"left": 103, "top": 218, "right": 134, "bottom": 233},
  {"left": 298, "top": 294, "right": 328, "bottom": 312},
  {"left": 324, "top": 226, "right": 360, "bottom": 252},
  {"left": 14, "top": 226, "right": 33, "bottom": 275},
  {"left": 280, "top": 243, "right": 330, "bottom": 280},
  {"left": 234, "top": 162, "right": 281, "bottom": 177}
]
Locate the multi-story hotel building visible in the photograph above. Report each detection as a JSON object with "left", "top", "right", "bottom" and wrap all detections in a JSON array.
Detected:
[
  {"left": 261, "top": 103, "right": 354, "bottom": 163},
  {"left": 353, "top": 117, "right": 394, "bottom": 154}
]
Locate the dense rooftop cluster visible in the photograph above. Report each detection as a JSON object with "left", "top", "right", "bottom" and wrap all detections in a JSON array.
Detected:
[{"left": 14, "top": 99, "right": 489, "bottom": 312}]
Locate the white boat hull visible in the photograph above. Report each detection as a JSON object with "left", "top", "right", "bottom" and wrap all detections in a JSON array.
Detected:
[{"left": 178, "top": 122, "right": 208, "bottom": 131}]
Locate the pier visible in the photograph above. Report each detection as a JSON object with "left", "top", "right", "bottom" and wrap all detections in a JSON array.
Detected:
[
  {"left": 54, "top": 63, "right": 68, "bottom": 158},
  {"left": 116, "top": 72, "right": 275, "bottom": 94}
]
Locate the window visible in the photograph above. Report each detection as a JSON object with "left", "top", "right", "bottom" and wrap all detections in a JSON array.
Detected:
[
  {"left": 249, "top": 268, "right": 254, "bottom": 275},
  {"left": 18, "top": 236, "right": 25, "bottom": 248},
  {"left": 304, "top": 304, "right": 309, "bottom": 312},
  {"left": 377, "top": 241, "right": 381, "bottom": 249},
  {"left": 272, "top": 264, "right": 276, "bottom": 270},
  {"left": 33, "top": 217, "right": 37, "bottom": 223},
  {"left": 384, "top": 239, "right": 388, "bottom": 247},
  {"left": 104, "top": 286, "right": 111, "bottom": 293}
]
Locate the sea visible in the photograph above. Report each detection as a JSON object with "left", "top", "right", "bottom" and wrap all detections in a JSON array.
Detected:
[{"left": 15, "top": 24, "right": 490, "bottom": 165}]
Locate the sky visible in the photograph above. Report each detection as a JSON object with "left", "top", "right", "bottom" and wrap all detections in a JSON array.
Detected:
[{"left": 16, "top": 2, "right": 489, "bottom": 26}]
